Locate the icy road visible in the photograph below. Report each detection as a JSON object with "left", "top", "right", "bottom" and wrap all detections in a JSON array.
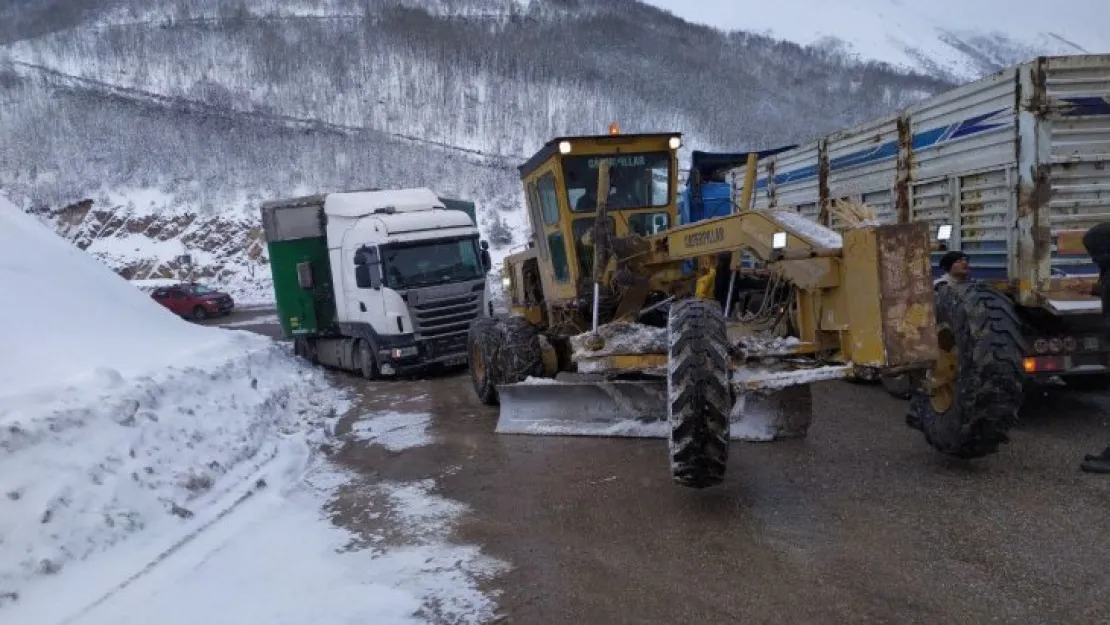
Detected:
[{"left": 228, "top": 312, "right": 1110, "bottom": 625}]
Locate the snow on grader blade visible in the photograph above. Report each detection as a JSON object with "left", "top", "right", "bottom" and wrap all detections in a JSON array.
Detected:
[{"left": 494, "top": 376, "right": 669, "bottom": 437}]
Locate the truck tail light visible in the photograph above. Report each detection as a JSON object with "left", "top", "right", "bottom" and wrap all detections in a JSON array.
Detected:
[{"left": 1023, "top": 356, "right": 1065, "bottom": 373}]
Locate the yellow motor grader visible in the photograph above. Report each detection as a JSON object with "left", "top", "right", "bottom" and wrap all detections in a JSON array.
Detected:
[{"left": 467, "top": 128, "right": 1025, "bottom": 489}]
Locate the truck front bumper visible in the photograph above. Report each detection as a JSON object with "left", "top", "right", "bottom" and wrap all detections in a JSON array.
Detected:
[{"left": 375, "top": 334, "right": 468, "bottom": 376}]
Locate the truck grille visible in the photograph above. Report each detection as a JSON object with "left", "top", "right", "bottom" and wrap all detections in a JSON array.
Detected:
[{"left": 410, "top": 292, "right": 482, "bottom": 341}]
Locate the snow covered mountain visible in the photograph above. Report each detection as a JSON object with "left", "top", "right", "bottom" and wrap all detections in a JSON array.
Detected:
[
  {"left": 642, "top": 0, "right": 1110, "bottom": 81},
  {"left": 2, "top": 0, "right": 1084, "bottom": 301}
]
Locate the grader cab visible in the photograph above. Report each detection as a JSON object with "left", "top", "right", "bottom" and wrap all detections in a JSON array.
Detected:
[{"left": 467, "top": 128, "right": 1024, "bottom": 489}]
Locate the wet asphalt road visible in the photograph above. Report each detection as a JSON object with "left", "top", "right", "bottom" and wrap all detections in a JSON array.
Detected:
[{"left": 223, "top": 315, "right": 1110, "bottom": 625}]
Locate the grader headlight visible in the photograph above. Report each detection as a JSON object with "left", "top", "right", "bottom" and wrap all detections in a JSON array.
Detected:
[
  {"left": 937, "top": 224, "right": 953, "bottom": 241},
  {"left": 668, "top": 136, "right": 682, "bottom": 150},
  {"left": 558, "top": 141, "right": 572, "bottom": 154},
  {"left": 772, "top": 231, "right": 787, "bottom": 249}
]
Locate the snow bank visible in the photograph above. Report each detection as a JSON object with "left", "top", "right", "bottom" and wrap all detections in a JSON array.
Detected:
[
  {"left": 0, "top": 198, "right": 229, "bottom": 401},
  {"left": 3, "top": 407, "right": 507, "bottom": 625},
  {"left": 0, "top": 341, "right": 351, "bottom": 600},
  {"left": 0, "top": 196, "right": 356, "bottom": 604}
]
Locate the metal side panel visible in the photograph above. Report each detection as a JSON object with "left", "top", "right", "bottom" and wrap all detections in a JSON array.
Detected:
[
  {"left": 907, "top": 66, "right": 1019, "bottom": 183},
  {"left": 260, "top": 202, "right": 325, "bottom": 243},
  {"left": 730, "top": 145, "right": 822, "bottom": 212},
  {"left": 824, "top": 114, "right": 902, "bottom": 229},
  {"left": 1043, "top": 55, "right": 1110, "bottom": 278},
  {"left": 958, "top": 167, "right": 1014, "bottom": 281},
  {"left": 861, "top": 189, "right": 897, "bottom": 225},
  {"left": 910, "top": 176, "right": 955, "bottom": 276}
]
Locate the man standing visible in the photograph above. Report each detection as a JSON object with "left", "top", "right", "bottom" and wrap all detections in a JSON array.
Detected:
[
  {"left": 1079, "top": 222, "right": 1110, "bottom": 474},
  {"left": 934, "top": 250, "right": 971, "bottom": 286}
]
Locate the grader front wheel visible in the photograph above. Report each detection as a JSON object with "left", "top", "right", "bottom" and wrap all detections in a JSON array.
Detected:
[
  {"left": 667, "top": 298, "right": 732, "bottom": 488},
  {"left": 908, "top": 282, "right": 1026, "bottom": 458}
]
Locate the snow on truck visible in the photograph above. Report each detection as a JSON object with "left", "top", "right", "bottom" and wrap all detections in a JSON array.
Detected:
[
  {"left": 260, "top": 188, "right": 494, "bottom": 378},
  {"left": 721, "top": 54, "right": 1110, "bottom": 400}
]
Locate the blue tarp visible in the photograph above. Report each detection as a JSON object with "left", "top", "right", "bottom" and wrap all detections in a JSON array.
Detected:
[{"left": 677, "top": 147, "right": 796, "bottom": 275}]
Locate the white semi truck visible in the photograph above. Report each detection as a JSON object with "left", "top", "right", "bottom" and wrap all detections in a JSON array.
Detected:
[{"left": 260, "top": 187, "right": 493, "bottom": 378}]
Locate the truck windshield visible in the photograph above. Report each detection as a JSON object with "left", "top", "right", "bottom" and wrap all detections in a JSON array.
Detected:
[
  {"left": 381, "top": 236, "right": 484, "bottom": 289},
  {"left": 562, "top": 151, "right": 671, "bottom": 212}
]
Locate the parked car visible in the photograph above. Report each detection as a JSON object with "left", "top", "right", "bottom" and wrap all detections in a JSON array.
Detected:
[{"left": 150, "top": 282, "right": 235, "bottom": 320}]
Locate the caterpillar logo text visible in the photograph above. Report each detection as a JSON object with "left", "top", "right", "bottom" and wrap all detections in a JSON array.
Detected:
[{"left": 684, "top": 226, "right": 725, "bottom": 249}]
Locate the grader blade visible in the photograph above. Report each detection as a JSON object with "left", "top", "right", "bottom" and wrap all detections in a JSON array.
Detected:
[
  {"left": 494, "top": 375, "right": 816, "bottom": 441},
  {"left": 495, "top": 378, "right": 669, "bottom": 437}
]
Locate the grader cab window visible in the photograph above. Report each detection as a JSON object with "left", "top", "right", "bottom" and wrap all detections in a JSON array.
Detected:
[
  {"left": 548, "top": 232, "right": 570, "bottom": 282},
  {"left": 537, "top": 173, "right": 560, "bottom": 225},
  {"left": 563, "top": 152, "right": 671, "bottom": 212}
]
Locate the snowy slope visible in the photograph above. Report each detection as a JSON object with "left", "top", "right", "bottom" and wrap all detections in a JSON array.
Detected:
[
  {"left": 642, "top": 0, "right": 1110, "bottom": 80},
  {"left": 0, "top": 195, "right": 505, "bottom": 622},
  {"left": 0, "top": 198, "right": 234, "bottom": 399},
  {"left": 0, "top": 195, "right": 351, "bottom": 604}
]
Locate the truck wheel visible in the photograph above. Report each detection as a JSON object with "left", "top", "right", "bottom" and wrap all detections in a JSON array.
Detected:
[
  {"left": 193, "top": 306, "right": 207, "bottom": 320},
  {"left": 908, "top": 281, "right": 1025, "bottom": 459},
  {"left": 356, "top": 339, "right": 377, "bottom": 380},
  {"left": 293, "top": 337, "right": 317, "bottom": 364},
  {"left": 496, "top": 316, "right": 544, "bottom": 385},
  {"left": 667, "top": 298, "right": 731, "bottom": 488},
  {"left": 468, "top": 317, "right": 502, "bottom": 405}
]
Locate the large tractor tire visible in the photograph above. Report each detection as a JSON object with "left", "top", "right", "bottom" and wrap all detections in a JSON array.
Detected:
[
  {"left": 468, "top": 317, "right": 503, "bottom": 405},
  {"left": 907, "top": 281, "right": 1025, "bottom": 459},
  {"left": 881, "top": 373, "right": 912, "bottom": 399},
  {"left": 496, "top": 316, "right": 545, "bottom": 385},
  {"left": 667, "top": 298, "right": 732, "bottom": 488}
]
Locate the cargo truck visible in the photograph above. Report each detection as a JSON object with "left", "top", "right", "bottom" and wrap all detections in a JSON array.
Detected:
[
  {"left": 260, "top": 187, "right": 493, "bottom": 378},
  {"left": 721, "top": 54, "right": 1110, "bottom": 399}
]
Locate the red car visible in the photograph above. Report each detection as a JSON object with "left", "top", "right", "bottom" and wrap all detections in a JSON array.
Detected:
[{"left": 150, "top": 282, "right": 235, "bottom": 320}]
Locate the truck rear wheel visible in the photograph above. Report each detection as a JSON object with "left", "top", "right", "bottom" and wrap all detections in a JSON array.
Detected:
[
  {"left": 667, "top": 298, "right": 732, "bottom": 488},
  {"left": 468, "top": 317, "right": 502, "bottom": 405},
  {"left": 908, "top": 281, "right": 1025, "bottom": 458}
]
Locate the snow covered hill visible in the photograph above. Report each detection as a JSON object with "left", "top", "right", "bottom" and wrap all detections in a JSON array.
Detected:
[
  {"left": 642, "top": 0, "right": 1110, "bottom": 81},
  {"left": 2, "top": 0, "right": 1067, "bottom": 302}
]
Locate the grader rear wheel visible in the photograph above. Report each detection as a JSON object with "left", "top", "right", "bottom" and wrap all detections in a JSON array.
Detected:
[
  {"left": 667, "top": 298, "right": 732, "bottom": 488},
  {"left": 908, "top": 281, "right": 1025, "bottom": 458}
]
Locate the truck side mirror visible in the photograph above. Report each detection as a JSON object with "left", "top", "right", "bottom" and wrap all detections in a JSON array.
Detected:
[
  {"left": 481, "top": 248, "right": 492, "bottom": 272},
  {"left": 480, "top": 240, "right": 490, "bottom": 251},
  {"left": 355, "top": 264, "right": 381, "bottom": 289},
  {"left": 354, "top": 247, "right": 382, "bottom": 289}
]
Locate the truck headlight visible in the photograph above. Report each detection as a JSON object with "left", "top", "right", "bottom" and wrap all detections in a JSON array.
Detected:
[
  {"left": 502, "top": 276, "right": 512, "bottom": 289},
  {"left": 390, "top": 346, "right": 419, "bottom": 359}
]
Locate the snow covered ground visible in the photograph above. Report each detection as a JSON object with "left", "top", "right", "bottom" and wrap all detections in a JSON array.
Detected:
[{"left": 0, "top": 196, "right": 505, "bottom": 623}]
